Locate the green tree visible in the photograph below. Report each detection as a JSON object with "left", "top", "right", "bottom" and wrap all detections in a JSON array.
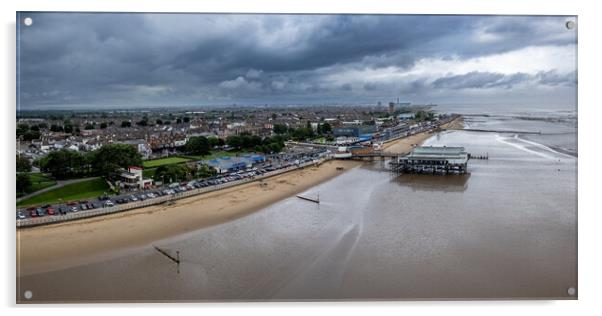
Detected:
[
  {"left": 154, "top": 164, "right": 189, "bottom": 183},
  {"left": 156, "top": 119, "right": 163, "bottom": 125},
  {"left": 90, "top": 144, "right": 142, "bottom": 177},
  {"left": 16, "top": 173, "right": 31, "bottom": 195},
  {"left": 85, "top": 123, "right": 95, "bottom": 130},
  {"left": 186, "top": 136, "right": 210, "bottom": 155},
  {"left": 22, "top": 129, "right": 41, "bottom": 141},
  {"left": 38, "top": 149, "right": 86, "bottom": 179},
  {"left": 197, "top": 164, "right": 217, "bottom": 178},
  {"left": 273, "top": 124, "right": 287, "bottom": 134},
  {"left": 208, "top": 136, "right": 220, "bottom": 148},
  {"left": 50, "top": 124, "right": 64, "bottom": 132},
  {"left": 100, "top": 122, "right": 108, "bottom": 129},
  {"left": 176, "top": 118, "right": 182, "bottom": 124},
  {"left": 16, "top": 155, "right": 31, "bottom": 172},
  {"left": 183, "top": 117, "right": 191, "bottom": 123},
  {"left": 121, "top": 121, "right": 132, "bottom": 128},
  {"left": 226, "top": 135, "right": 243, "bottom": 149},
  {"left": 322, "top": 122, "right": 332, "bottom": 134},
  {"left": 16, "top": 124, "right": 29, "bottom": 138}
]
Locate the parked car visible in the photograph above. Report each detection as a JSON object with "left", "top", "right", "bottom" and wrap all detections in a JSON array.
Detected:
[
  {"left": 46, "top": 207, "right": 55, "bottom": 215},
  {"left": 17, "top": 211, "right": 26, "bottom": 219},
  {"left": 130, "top": 195, "right": 138, "bottom": 202},
  {"left": 105, "top": 200, "right": 114, "bottom": 207},
  {"left": 70, "top": 206, "right": 79, "bottom": 212},
  {"left": 36, "top": 208, "right": 45, "bottom": 217}
]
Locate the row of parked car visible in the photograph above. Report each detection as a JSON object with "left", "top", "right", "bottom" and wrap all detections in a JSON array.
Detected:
[
  {"left": 17, "top": 155, "right": 324, "bottom": 221},
  {"left": 18, "top": 200, "right": 101, "bottom": 219}
]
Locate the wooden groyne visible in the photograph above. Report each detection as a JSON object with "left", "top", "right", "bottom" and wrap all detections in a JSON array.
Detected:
[
  {"left": 296, "top": 195, "right": 320, "bottom": 204},
  {"left": 153, "top": 246, "right": 180, "bottom": 264}
]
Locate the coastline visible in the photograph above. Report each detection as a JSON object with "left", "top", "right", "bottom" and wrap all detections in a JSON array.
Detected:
[
  {"left": 17, "top": 159, "right": 362, "bottom": 276},
  {"left": 382, "top": 116, "right": 464, "bottom": 155},
  {"left": 17, "top": 116, "right": 464, "bottom": 276}
]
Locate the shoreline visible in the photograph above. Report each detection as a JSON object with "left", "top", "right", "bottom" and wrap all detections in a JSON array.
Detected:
[
  {"left": 17, "top": 159, "right": 362, "bottom": 276},
  {"left": 382, "top": 116, "right": 464, "bottom": 155},
  {"left": 17, "top": 116, "right": 464, "bottom": 276}
]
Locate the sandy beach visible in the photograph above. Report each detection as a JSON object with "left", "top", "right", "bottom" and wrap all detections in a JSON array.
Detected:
[
  {"left": 17, "top": 159, "right": 362, "bottom": 276},
  {"left": 382, "top": 117, "right": 464, "bottom": 155}
]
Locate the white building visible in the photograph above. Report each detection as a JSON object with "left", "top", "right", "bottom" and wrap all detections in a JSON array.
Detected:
[{"left": 119, "top": 166, "right": 153, "bottom": 190}]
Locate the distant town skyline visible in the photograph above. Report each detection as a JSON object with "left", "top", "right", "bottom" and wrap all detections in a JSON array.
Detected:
[{"left": 17, "top": 13, "right": 577, "bottom": 110}]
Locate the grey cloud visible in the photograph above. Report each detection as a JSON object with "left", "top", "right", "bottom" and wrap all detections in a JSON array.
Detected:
[
  {"left": 432, "top": 70, "right": 576, "bottom": 90},
  {"left": 17, "top": 13, "right": 577, "bottom": 109}
]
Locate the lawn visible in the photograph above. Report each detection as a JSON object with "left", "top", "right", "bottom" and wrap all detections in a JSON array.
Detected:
[
  {"left": 27, "top": 173, "right": 57, "bottom": 192},
  {"left": 142, "top": 157, "right": 191, "bottom": 168},
  {"left": 17, "top": 177, "right": 109, "bottom": 207},
  {"left": 142, "top": 168, "right": 156, "bottom": 179},
  {"left": 185, "top": 150, "right": 249, "bottom": 161}
]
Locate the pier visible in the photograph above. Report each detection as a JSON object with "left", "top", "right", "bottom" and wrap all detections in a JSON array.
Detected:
[{"left": 390, "top": 146, "right": 470, "bottom": 175}]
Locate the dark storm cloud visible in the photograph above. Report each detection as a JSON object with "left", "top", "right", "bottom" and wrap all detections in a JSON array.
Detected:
[
  {"left": 17, "top": 13, "right": 577, "bottom": 109},
  {"left": 432, "top": 70, "right": 576, "bottom": 90}
]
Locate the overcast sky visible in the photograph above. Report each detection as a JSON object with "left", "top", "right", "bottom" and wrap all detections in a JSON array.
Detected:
[{"left": 17, "top": 13, "right": 577, "bottom": 110}]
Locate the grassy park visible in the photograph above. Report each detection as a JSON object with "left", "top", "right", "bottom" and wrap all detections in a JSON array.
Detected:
[
  {"left": 27, "top": 173, "right": 57, "bottom": 193},
  {"left": 142, "top": 156, "right": 191, "bottom": 168},
  {"left": 17, "top": 177, "right": 110, "bottom": 207}
]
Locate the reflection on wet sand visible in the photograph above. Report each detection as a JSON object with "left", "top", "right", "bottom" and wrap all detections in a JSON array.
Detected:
[{"left": 392, "top": 173, "right": 471, "bottom": 192}]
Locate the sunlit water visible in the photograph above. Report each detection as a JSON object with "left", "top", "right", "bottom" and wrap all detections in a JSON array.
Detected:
[{"left": 18, "top": 114, "right": 577, "bottom": 302}]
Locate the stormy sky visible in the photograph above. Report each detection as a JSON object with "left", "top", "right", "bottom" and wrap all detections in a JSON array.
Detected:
[{"left": 17, "top": 13, "right": 577, "bottom": 110}]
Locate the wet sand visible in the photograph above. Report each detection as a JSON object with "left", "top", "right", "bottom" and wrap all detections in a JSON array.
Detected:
[{"left": 17, "top": 159, "right": 362, "bottom": 276}]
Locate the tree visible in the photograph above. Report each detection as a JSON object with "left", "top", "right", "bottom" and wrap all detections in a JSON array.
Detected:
[
  {"left": 176, "top": 118, "right": 182, "bottom": 124},
  {"left": 156, "top": 119, "right": 163, "bottom": 125},
  {"left": 186, "top": 136, "right": 210, "bottom": 155},
  {"left": 154, "top": 164, "right": 189, "bottom": 183},
  {"left": 100, "top": 122, "right": 108, "bottom": 129},
  {"left": 63, "top": 124, "right": 74, "bottom": 133},
  {"left": 271, "top": 113, "right": 277, "bottom": 120},
  {"left": 16, "top": 173, "right": 31, "bottom": 195},
  {"left": 207, "top": 136, "right": 224, "bottom": 148},
  {"left": 84, "top": 123, "right": 95, "bottom": 130},
  {"left": 136, "top": 119, "right": 148, "bottom": 126},
  {"left": 38, "top": 149, "right": 86, "bottom": 179},
  {"left": 197, "top": 164, "right": 217, "bottom": 178},
  {"left": 90, "top": 144, "right": 142, "bottom": 177},
  {"left": 121, "top": 121, "right": 132, "bottom": 128},
  {"left": 273, "top": 124, "right": 287, "bottom": 134},
  {"left": 16, "top": 155, "right": 31, "bottom": 172},
  {"left": 183, "top": 116, "right": 190, "bottom": 123},
  {"left": 22, "top": 130, "right": 41, "bottom": 141},
  {"left": 16, "top": 124, "right": 29, "bottom": 138},
  {"left": 50, "top": 124, "right": 64, "bottom": 132},
  {"left": 164, "top": 120, "right": 171, "bottom": 125},
  {"left": 226, "top": 135, "right": 243, "bottom": 149},
  {"left": 322, "top": 122, "right": 332, "bottom": 134}
]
